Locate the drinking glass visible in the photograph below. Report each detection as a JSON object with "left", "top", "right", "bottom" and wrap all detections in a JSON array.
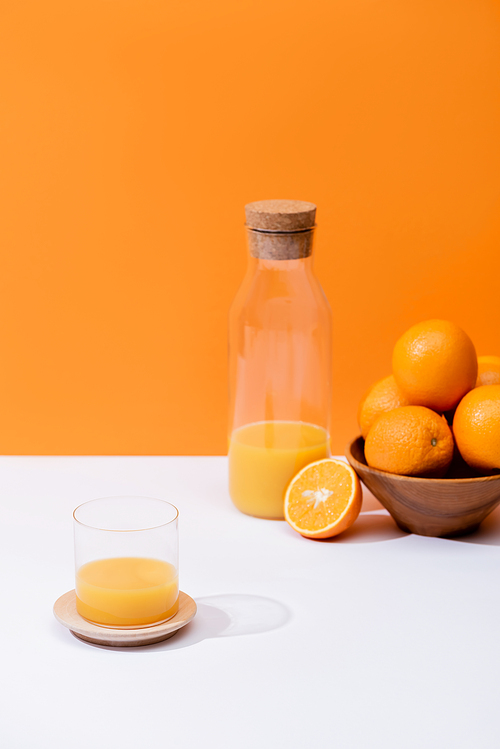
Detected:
[{"left": 73, "top": 496, "right": 179, "bottom": 628}]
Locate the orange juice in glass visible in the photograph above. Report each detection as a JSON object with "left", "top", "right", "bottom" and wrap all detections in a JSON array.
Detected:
[{"left": 74, "top": 497, "right": 179, "bottom": 628}]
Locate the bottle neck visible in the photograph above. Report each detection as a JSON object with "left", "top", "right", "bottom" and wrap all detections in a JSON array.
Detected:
[
  {"left": 251, "top": 255, "right": 314, "bottom": 274},
  {"left": 246, "top": 227, "right": 314, "bottom": 261}
]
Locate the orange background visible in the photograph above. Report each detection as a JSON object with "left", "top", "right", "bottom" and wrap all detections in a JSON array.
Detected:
[{"left": 1, "top": 0, "right": 500, "bottom": 455}]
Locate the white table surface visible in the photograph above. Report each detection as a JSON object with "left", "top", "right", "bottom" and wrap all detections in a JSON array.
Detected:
[{"left": 1, "top": 455, "right": 499, "bottom": 749}]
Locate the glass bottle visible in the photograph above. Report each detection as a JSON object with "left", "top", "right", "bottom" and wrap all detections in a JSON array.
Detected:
[{"left": 228, "top": 200, "right": 332, "bottom": 519}]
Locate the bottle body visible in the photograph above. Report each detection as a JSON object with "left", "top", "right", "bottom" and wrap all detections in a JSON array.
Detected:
[{"left": 228, "top": 236, "right": 332, "bottom": 519}]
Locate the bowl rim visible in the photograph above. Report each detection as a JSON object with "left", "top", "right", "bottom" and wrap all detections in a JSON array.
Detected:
[{"left": 345, "top": 435, "right": 500, "bottom": 485}]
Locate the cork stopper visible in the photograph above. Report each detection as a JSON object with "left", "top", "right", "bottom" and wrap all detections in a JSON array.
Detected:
[
  {"left": 245, "top": 200, "right": 316, "bottom": 260},
  {"left": 245, "top": 199, "right": 316, "bottom": 232}
]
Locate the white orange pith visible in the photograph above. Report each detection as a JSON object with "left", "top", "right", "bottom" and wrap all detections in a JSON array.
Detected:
[{"left": 284, "top": 459, "right": 362, "bottom": 539}]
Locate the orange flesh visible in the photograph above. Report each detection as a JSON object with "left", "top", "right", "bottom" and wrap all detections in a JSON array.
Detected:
[{"left": 285, "top": 459, "right": 361, "bottom": 536}]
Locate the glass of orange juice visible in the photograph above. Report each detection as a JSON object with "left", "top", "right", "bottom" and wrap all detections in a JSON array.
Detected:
[{"left": 73, "top": 496, "right": 179, "bottom": 629}]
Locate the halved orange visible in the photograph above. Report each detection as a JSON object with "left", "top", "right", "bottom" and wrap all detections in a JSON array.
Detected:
[{"left": 284, "top": 459, "right": 362, "bottom": 539}]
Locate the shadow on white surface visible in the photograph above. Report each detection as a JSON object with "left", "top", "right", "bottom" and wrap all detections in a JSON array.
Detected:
[
  {"left": 448, "top": 504, "right": 500, "bottom": 547},
  {"left": 63, "top": 594, "right": 291, "bottom": 653},
  {"left": 323, "top": 510, "right": 408, "bottom": 544},
  {"left": 360, "top": 486, "right": 384, "bottom": 513},
  {"left": 142, "top": 593, "right": 291, "bottom": 652},
  {"left": 198, "top": 594, "right": 291, "bottom": 636}
]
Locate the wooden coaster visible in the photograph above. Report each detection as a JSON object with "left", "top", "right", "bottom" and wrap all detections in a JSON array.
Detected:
[{"left": 53, "top": 590, "right": 197, "bottom": 647}]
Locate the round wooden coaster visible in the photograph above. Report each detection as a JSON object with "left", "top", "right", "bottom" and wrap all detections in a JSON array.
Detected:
[{"left": 53, "top": 590, "right": 197, "bottom": 647}]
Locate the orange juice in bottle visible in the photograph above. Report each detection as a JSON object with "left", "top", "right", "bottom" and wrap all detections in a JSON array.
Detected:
[{"left": 228, "top": 201, "right": 332, "bottom": 519}]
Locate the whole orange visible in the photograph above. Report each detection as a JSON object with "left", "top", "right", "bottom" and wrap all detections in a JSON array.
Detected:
[
  {"left": 392, "top": 319, "right": 477, "bottom": 412},
  {"left": 476, "top": 355, "right": 500, "bottom": 387},
  {"left": 453, "top": 385, "right": 500, "bottom": 472},
  {"left": 364, "top": 405, "right": 454, "bottom": 477},
  {"left": 357, "top": 374, "right": 410, "bottom": 439}
]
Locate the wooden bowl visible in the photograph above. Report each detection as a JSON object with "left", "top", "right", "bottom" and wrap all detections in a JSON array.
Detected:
[{"left": 345, "top": 436, "right": 500, "bottom": 538}]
